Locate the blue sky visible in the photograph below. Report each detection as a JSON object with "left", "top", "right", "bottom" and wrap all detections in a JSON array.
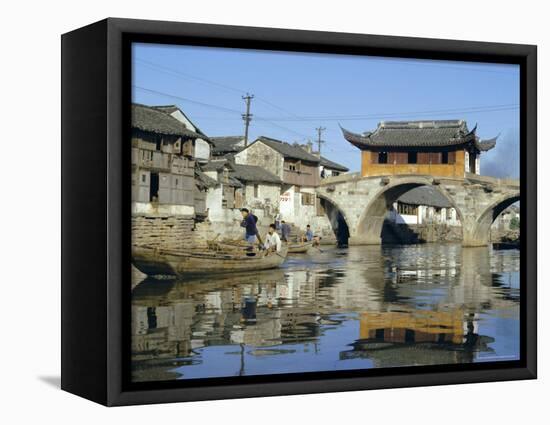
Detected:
[{"left": 132, "top": 43, "right": 520, "bottom": 178}]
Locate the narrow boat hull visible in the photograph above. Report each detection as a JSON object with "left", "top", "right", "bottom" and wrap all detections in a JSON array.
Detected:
[
  {"left": 287, "top": 241, "right": 313, "bottom": 253},
  {"left": 132, "top": 245, "right": 288, "bottom": 277}
]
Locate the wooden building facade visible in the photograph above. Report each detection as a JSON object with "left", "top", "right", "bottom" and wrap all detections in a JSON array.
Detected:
[
  {"left": 341, "top": 120, "right": 498, "bottom": 178},
  {"left": 131, "top": 103, "right": 208, "bottom": 215}
]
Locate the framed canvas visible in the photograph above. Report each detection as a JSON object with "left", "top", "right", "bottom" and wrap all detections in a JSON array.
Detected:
[{"left": 61, "top": 18, "right": 537, "bottom": 406}]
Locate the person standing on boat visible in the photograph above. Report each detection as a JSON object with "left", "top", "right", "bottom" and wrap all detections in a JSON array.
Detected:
[
  {"left": 264, "top": 224, "right": 282, "bottom": 252},
  {"left": 240, "top": 208, "right": 258, "bottom": 244},
  {"left": 280, "top": 220, "right": 291, "bottom": 242}
]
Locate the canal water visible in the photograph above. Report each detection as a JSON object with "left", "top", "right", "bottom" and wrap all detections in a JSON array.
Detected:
[{"left": 131, "top": 244, "right": 520, "bottom": 382}]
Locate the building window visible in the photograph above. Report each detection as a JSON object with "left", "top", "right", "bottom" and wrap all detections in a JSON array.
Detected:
[
  {"left": 378, "top": 152, "right": 388, "bottom": 164},
  {"left": 141, "top": 174, "right": 146, "bottom": 183},
  {"left": 397, "top": 203, "right": 418, "bottom": 216},
  {"left": 408, "top": 152, "right": 418, "bottom": 164},
  {"left": 301, "top": 192, "right": 315, "bottom": 205},
  {"left": 253, "top": 184, "right": 259, "bottom": 198},
  {"left": 441, "top": 151, "right": 449, "bottom": 164},
  {"left": 149, "top": 173, "right": 159, "bottom": 202}
]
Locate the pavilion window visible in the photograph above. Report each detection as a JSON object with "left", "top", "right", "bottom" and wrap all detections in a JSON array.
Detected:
[
  {"left": 442, "top": 152, "right": 449, "bottom": 164},
  {"left": 408, "top": 152, "right": 418, "bottom": 164},
  {"left": 378, "top": 152, "right": 388, "bottom": 164}
]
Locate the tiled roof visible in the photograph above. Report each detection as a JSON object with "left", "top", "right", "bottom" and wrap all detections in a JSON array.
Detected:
[
  {"left": 254, "top": 136, "right": 321, "bottom": 163},
  {"left": 230, "top": 164, "right": 282, "bottom": 184},
  {"left": 341, "top": 120, "right": 497, "bottom": 152},
  {"left": 195, "top": 169, "right": 219, "bottom": 189},
  {"left": 210, "top": 136, "right": 245, "bottom": 154},
  {"left": 131, "top": 104, "right": 203, "bottom": 139},
  {"left": 151, "top": 105, "right": 209, "bottom": 139},
  {"left": 319, "top": 156, "right": 349, "bottom": 172},
  {"left": 201, "top": 159, "right": 229, "bottom": 172},
  {"left": 398, "top": 186, "right": 452, "bottom": 208}
]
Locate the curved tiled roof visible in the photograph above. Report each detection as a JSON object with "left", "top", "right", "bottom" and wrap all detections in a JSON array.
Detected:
[
  {"left": 398, "top": 186, "right": 452, "bottom": 208},
  {"left": 341, "top": 120, "right": 497, "bottom": 152}
]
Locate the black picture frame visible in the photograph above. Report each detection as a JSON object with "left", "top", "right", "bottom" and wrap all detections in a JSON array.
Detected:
[{"left": 61, "top": 17, "right": 537, "bottom": 406}]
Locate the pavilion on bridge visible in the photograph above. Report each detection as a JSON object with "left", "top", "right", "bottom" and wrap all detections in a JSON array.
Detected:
[{"left": 341, "top": 120, "right": 498, "bottom": 178}]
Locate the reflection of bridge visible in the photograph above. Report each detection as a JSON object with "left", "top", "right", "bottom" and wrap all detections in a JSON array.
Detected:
[{"left": 316, "top": 172, "right": 520, "bottom": 246}]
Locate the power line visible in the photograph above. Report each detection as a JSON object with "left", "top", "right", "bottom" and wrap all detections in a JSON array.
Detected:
[
  {"left": 135, "top": 57, "right": 307, "bottom": 121},
  {"left": 252, "top": 104, "right": 520, "bottom": 122},
  {"left": 133, "top": 85, "right": 243, "bottom": 115},
  {"left": 133, "top": 85, "right": 309, "bottom": 139},
  {"left": 135, "top": 58, "right": 245, "bottom": 95},
  {"left": 134, "top": 57, "right": 517, "bottom": 132}
]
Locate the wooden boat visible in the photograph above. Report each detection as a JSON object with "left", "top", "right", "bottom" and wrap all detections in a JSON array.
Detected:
[
  {"left": 287, "top": 240, "right": 313, "bottom": 253},
  {"left": 132, "top": 244, "right": 288, "bottom": 277}
]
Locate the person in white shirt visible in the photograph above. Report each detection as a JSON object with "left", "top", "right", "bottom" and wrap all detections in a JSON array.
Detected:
[{"left": 264, "top": 223, "right": 282, "bottom": 253}]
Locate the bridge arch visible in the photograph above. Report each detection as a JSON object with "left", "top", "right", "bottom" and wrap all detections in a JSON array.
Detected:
[
  {"left": 464, "top": 191, "right": 520, "bottom": 247},
  {"left": 353, "top": 177, "right": 464, "bottom": 245},
  {"left": 316, "top": 193, "right": 352, "bottom": 246}
]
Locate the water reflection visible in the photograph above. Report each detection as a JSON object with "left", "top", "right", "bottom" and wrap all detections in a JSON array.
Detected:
[{"left": 131, "top": 244, "right": 520, "bottom": 382}]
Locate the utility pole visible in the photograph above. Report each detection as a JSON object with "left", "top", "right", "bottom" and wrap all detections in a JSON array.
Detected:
[
  {"left": 242, "top": 93, "right": 254, "bottom": 146},
  {"left": 315, "top": 126, "right": 326, "bottom": 155}
]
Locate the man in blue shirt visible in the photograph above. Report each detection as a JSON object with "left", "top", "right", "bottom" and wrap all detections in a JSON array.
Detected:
[
  {"left": 305, "top": 224, "right": 314, "bottom": 242},
  {"left": 240, "top": 208, "right": 258, "bottom": 244}
]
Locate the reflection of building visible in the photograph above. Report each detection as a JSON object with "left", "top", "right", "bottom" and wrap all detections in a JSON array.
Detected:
[
  {"left": 341, "top": 120, "right": 498, "bottom": 178},
  {"left": 359, "top": 310, "right": 465, "bottom": 345},
  {"left": 339, "top": 308, "right": 495, "bottom": 366},
  {"left": 132, "top": 244, "right": 519, "bottom": 381}
]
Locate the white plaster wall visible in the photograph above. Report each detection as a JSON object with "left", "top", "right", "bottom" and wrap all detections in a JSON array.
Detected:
[
  {"left": 170, "top": 110, "right": 196, "bottom": 130},
  {"left": 387, "top": 208, "right": 418, "bottom": 225},
  {"left": 244, "top": 183, "right": 281, "bottom": 208},
  {"left": 234, "top": 141, "right": 284, "bottom": 179},
  {"left": 195, "top": 138, "right": 211, "bottom": 161},
  {"left": 279, "top": 186, "right": 295, "bottom": 221},
  {"left": 279, "top": 186, "right": 332, "bottom": 236}
]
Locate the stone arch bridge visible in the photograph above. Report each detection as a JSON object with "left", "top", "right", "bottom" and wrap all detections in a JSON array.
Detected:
[{"left": 316, "top": 172, "right": 520, "bottom": 247}]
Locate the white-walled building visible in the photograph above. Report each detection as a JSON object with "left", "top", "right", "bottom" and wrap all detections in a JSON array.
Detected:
[
  {"left": 387, "top": 186, "right": 461, "bottom": 227},
  {"left": 200, "top": 158, "right": 283, "bottom": 234},
  {"left": 233, "top": 136, "right": 349, "bottom": 239}
]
